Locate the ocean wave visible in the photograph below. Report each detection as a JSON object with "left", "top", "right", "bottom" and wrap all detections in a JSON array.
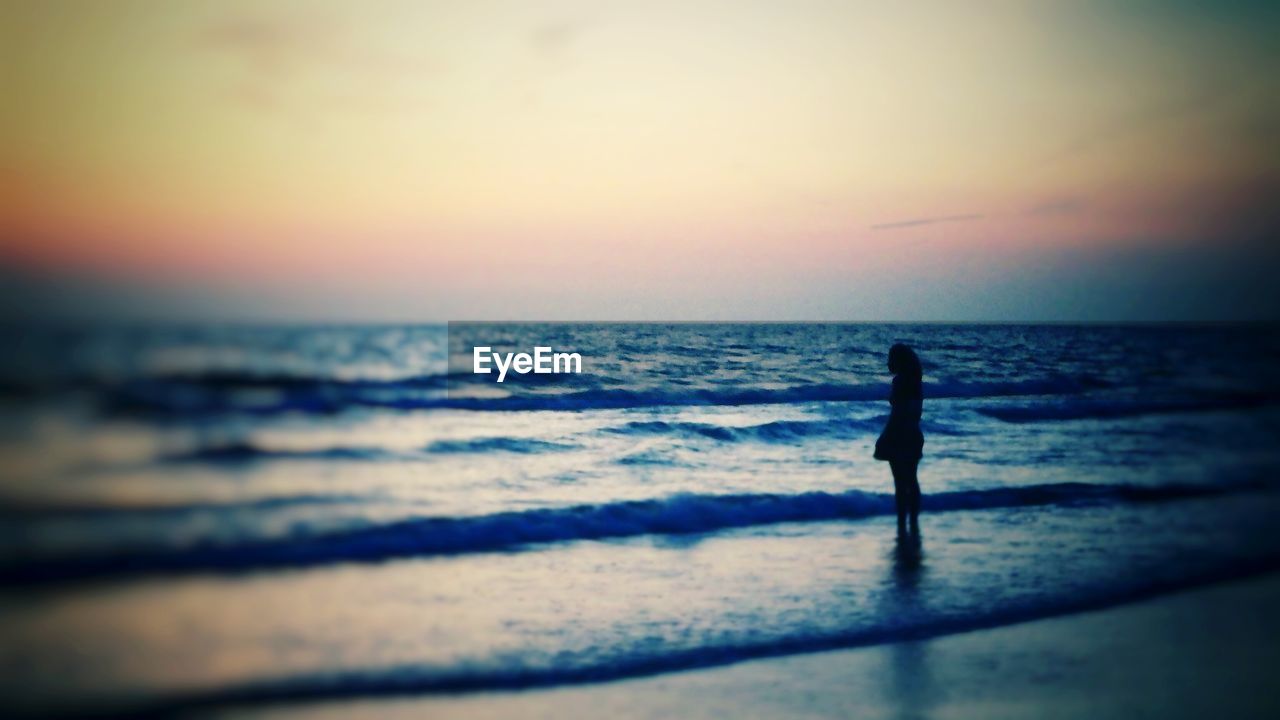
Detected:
[
  {"left": 616, "top": 450, "right": 680, "bottom": 466},
  {"left": 609, "top": 418, "right": 885, "bottom": 443},
  {"left": 425, "top": 437, "right": 578, "bottom": 454},
  {"left": 133, "top": 370, "right": 455, "bottom": 391},
  {"left": 164, "top": 443, "right": 393, "bottom": 463},
  {"left": 0, "top": 493, "right": 375, "bottom": 520},
  {"left": 607, "top": 416, "right": 967, "bottom": 444},
  {"left": 162, "top": 437, "right": 576, "bottom": 464},
  {"left": 976, "top": 392, "right": 1278, "bottom": 423},
  {"left": 1, "top": 478, "right": 1264, "bottom": 586},
  {"left": 100, "top": 375, "right": 1112, "bottom": 417}
]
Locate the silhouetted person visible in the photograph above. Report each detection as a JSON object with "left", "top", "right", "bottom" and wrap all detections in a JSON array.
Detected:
[{"left": 875, "top": 343, "right": 924, "bottom": 530}]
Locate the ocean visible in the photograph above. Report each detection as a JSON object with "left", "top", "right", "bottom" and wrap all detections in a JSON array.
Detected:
[{"left": 2, "top": 323, "right": 1279, "bottom": 716}]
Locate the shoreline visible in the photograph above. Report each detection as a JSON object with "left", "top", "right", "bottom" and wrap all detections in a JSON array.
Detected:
[{"left": 232, "top": 572, "right": 1280, "bottom": 719}]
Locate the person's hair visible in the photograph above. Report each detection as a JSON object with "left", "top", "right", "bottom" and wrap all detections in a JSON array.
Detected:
[{"left": 888, "top": 343, "right": 922, "bottom": 379}]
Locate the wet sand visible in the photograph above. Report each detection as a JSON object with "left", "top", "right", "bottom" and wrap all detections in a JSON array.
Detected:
[{"left": 230, "top": 573, "right": 1280, "bottom": 719}]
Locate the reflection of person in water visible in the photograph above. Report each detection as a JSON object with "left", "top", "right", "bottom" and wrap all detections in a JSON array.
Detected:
[
  {"left": 875, "top": 343, "right": 924, "bottom": 530},
  {"left": 885, "top": 525, "right": 930, "bottom": 719}
]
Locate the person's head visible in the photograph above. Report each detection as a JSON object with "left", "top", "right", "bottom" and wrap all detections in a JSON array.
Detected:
[{"left": 888, "top": 343, "right": 922, "bottom": 378}]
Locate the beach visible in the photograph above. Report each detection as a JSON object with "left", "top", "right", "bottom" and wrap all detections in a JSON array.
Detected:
[
  {"left": 7, "top": 0, "right": 1280, "bottom": 715},
  {"left": 2, "top": 323, "right": 1279, "bottom": 718},
  {"left": 233, "top": 573, "right": 1280, "bottom": 720}
]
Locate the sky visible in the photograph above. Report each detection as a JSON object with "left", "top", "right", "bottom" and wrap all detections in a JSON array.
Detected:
[{"left": 2, "top": 0, "right": 1279, "bottom": 321}]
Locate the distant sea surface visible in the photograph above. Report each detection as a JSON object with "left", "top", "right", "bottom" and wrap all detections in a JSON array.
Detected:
[{"left": 2, "top": 323, "right": 1279, "bottom": 715}]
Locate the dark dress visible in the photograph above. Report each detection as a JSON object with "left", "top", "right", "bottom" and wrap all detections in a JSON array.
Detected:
[{"left": 876, "top": 375, "right": 924, "bottom": 463}]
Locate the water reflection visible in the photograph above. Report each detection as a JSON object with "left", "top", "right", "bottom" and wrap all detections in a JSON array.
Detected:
[
  {"left": 891, "top": 526, "right": 924, "bottom": 589},
  {"left": 886, "top": 526, "right": 935, "bottom": 719}
]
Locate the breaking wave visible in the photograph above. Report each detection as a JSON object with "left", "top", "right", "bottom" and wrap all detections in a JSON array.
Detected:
[{"left": 2, "top": 478, "right": 1263, "bottom": 586}]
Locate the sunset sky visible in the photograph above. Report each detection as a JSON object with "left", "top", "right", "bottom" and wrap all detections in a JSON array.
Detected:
[{"left": 3, "top": 0, "right": 1279, "bottom": 320}]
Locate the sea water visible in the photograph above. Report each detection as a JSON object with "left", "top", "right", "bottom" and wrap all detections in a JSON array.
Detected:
[{"left": 1, "top": 323, "right": 1278, "bottom": 715}]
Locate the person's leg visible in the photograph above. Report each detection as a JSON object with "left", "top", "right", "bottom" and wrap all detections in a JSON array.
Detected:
[
  {"left": 907, "top": 459, "right": 921, "bottom": 527},
  {"left": 890, "top": 460, "right": 908, "bottom": 528}
]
